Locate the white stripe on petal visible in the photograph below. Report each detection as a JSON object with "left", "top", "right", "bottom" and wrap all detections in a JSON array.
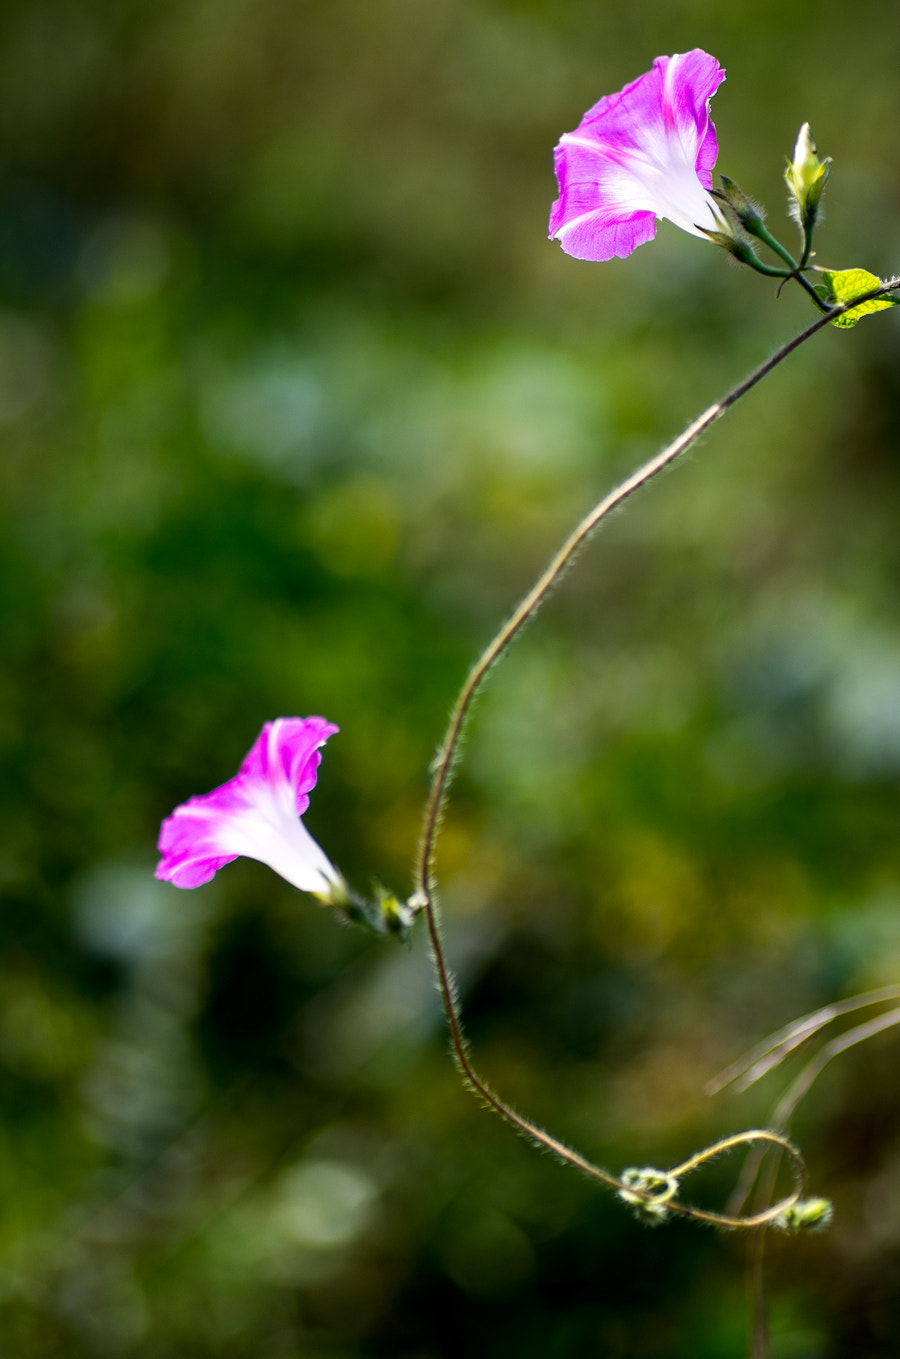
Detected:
[
  {"left": 215, "top": 796, "right": 343, "bottom": 896},
  {"left": 549, "top": 50, "right": 726, "bottom": 262},
  {"left": 553, "top": 208, "right": 609, "bottom": 239}
]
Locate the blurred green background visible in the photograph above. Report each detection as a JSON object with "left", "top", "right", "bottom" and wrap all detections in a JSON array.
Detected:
[{"left": 2, "top": 0, "right": 900, "bottom": 1353}]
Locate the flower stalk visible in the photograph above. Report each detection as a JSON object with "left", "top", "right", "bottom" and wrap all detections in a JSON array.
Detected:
[{"left": 410, "top": 277, "right": 899, "bottom": 1227}]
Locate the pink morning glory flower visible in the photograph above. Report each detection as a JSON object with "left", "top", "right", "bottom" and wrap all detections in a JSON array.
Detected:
[
  {"left": 156, "top": 716, "right": 346, "bottom": 900},
  {"left": 549, "top": 49, "right": 726, "bottom": 262}
]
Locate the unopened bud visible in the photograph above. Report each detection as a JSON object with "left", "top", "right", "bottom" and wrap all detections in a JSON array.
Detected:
[
  {"left": 375, "top": 885, "right": 419, "bottom": 939},
  {"left": 785, "top": 123, "right": 831, "bottom": 227},
  {"left": 343, "top": 883, "right": 417, "bottom": 940},
  {"left": 772, "top": 1196, "right": 834, "bottom": 1233},
  {"left": 714, "top": 176, "right": 767, "bottom": 235},
  {"left": 619, "top": 1167, "right": 678, "bottom": 1226},
  {"left": 696, "top": 223, "right": 764, "bottom": 269}
]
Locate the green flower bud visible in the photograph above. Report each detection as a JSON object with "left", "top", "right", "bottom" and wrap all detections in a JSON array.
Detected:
[
  {"left": 618, "top": 1167, "right": 679, "bottom": 1226},
  {"left": 772, "top": 1196, "right": 834, "bottom": 1233},
  {"left": 714, "top": 176, "right": 767, "bottom": 235},
  {"left": 785, "top": 123, "right": 832, "bottom": 227}
]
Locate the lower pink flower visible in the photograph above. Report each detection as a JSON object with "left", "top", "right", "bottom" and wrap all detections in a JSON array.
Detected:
[
  {"left": 156, "top": 717, "right": 345, "bottom": 900},
  {"left": 549, "top": 50, "right": 726, "bottom": 262}
]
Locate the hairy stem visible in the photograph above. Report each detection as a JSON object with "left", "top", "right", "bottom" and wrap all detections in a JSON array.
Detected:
[
  {"left": 747, "top": 222, "right": 832, "bottom": 312},
  {"left": 792, "top": 268, "right": 832, "bottom": 312},
  {"left": 412, "top": 277, "right": 900, "bottom": 1222}
]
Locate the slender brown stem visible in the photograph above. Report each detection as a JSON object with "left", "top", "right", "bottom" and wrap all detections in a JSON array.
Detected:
[
  {"left": 665, "top": 1130, "right": 806, "bottom": 1228},
  {"left": 708, "top": 983, "right": 900, "bottom": 1096},
  {"left": 411, "top": 277, "right": 900, "bottom": 1222},
  {"left": 772, "top": 1006, "right": 900, "bottom": 1131},
  {"left": 793, "top": 269, "right": 832, "bottom": 312}
]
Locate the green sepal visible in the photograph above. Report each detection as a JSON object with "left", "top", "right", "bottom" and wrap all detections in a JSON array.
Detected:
[
  {"left": 822, "top": 268, "right": 898, "bottom": 328},
  {"left": 374, "top": 884, "right": 420, "bottom": 941},
  {"left": 340, "top": 882, "right": 419, "bottom": 940},
  {"left": 713, "top": 176, "right": 766, "bottom": 234}
]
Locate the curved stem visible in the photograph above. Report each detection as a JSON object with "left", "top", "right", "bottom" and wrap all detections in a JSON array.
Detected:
[
  {"left": 747, "top": 257, "right": 794, "bottom": 279},
  {"left": 742, "top": 222, "right": 832, "bottom": 312},
  {"left": 666, "top": 1130, "right": 806, "bottom": 1228},
  {"left": 792, "top": 269, "right": 832, "bottom": 312},
  {"left": 411, "top": 277, "right": 900, "bottom": 1220},
  {"left": 799, "top": 216, "right": 818, "bottom": 270},
  {"left": 729, "top": 1003, "right": 900, "bottom": 1221},
  {"left": 708, "top": 982, "right": 900, "bottom": 1096},
  {"left": 753, "top": 223, "right": 798, "bottom": 272}
]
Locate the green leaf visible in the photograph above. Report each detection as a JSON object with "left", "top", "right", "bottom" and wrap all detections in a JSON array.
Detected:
[{"left": 822, "top": 268, "right": 899, "bottom": 328}]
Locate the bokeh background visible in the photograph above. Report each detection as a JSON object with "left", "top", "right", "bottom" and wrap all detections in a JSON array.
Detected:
[{"left": 2, "top": 0, "right": 900, "bottom": 1354}]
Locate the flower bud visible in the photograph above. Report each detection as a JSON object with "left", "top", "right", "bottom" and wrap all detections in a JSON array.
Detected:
[
  {"left": 785, "top": 123, "right": 831, "bottom": 227},
  {"left": 376, "top": 885, "right": 419, "bottom": 939},
  {"left": 696, "top": 221, "right": 764, "bottom": 269},
  {"left": 618, "top": 1167, "right": 679, "bottom": 1225},
  {"left": 714, "top": 176, "right": 767, "bottom": 235},
  {"left": 772, "top": 1196, "right": 834, "bottom": 1233}
]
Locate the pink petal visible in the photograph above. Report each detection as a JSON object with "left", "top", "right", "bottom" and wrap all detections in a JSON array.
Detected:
[
  {"left": 549, "top": 49, "right": 725, "bottom": 262},
  {"left": 156, "top": 716, "right": 341, "bottom": 893},
  {"left": 552, "top": 206, "right": 657, "bottom": 263},
  {"left": 656, "top": 50, "right": 725, "bottom": 179},
  {"left": 157, "top": 803, "right": 239, "bottom": 888},
  {"left": 238, "top": 717, "right": 339, "bottom": 816}
]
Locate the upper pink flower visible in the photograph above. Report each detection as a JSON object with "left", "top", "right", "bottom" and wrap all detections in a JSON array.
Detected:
[
  {"left": 156, "top": 717, "right": 345, "bottom": 899},
  {"left": 549, "top": 50, "right": 726, "bottom": 262}
]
